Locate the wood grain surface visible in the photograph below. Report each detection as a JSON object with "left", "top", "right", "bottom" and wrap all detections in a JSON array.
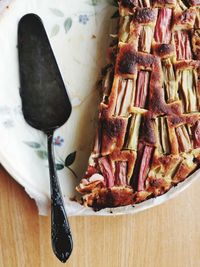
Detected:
[{"left": 0, "top": 165, "right": 200, "bottom": 267}]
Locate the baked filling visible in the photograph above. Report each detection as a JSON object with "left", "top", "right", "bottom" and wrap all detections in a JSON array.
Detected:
[{"left": 76, "top": 0, "right": 200, "bottom": 210}]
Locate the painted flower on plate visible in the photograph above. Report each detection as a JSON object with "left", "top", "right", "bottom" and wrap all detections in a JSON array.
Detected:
[
  {"left": 79, "top": 14, "right": 89, "bottom": 25},
  {"left": 53, "top": 136, "right": 64, "bottom": 146}
]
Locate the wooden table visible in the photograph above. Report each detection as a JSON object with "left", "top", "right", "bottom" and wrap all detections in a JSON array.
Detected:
[{"left": 0, "top": 165, "right": 200, "bottom": 267}]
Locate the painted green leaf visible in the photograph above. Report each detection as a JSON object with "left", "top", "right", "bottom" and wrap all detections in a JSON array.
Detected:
[
  {"left": 56, "top": 163, "right": 64, "bottom": 170},
  {"left": 36, "top": 150, "right": 48, "bottom": 160},
  {"left": 107, "top": 0, "right": 118, "bottom": 6},
  {"left": 111, "top": 10, "right": 119, "bottom": 18},
  {"left": 50, "top": 8, "right": 64, "bottom": 17},
  {"left": 64, "top": 18, "right": 72, "bottom": 33},
  {"left": 51, "top": 24, "right": 60, "bottom": 37},
  {"left": 24, "top": 141, "right": 41, "bottom": 149},
  {"left": 92, "top": 0, "right": 100, "bottom": 5},
  {"left": 65, "top": 151, "right": 76, "bottom": 167}
]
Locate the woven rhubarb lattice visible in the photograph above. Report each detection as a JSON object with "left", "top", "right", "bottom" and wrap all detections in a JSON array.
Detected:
[{"left": 77, "top": 0, "right": 200, "bottom": 210}]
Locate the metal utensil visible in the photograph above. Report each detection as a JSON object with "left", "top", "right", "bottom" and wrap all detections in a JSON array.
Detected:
[{"left": 18, "top": 13, "right": 73, "bottom": 263}]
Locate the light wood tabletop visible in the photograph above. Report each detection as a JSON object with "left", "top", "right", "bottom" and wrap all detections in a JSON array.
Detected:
[{"left": 0, "top": 165, "right": 200, "bottom": 267}]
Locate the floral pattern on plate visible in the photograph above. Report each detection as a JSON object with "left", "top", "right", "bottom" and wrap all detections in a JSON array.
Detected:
[{"left": 1, "top": 0, "right": 198, "bottom": 217}]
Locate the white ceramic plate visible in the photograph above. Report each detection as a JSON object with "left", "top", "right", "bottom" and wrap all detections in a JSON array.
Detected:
[{"left": 0, "top": 0, "right": 199, "bottom": 216}]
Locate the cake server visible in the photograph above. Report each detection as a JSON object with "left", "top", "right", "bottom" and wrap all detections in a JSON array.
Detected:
[{"left": 18, "top": 13, "right": 73, "bottom": 263}]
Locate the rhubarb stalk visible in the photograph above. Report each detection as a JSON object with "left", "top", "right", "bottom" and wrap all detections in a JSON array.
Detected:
[
  {"left": 154, "top": 8, "right": 172, "bottom": 44},
  {"left": 135, "top": 71, "right": 150, "bottom": 108},
  {"left": 138, "top": 146, "right": 153, "bottom": 191},
  {"left": 115, "top": 161, "right": 127, "bottom": 185}
]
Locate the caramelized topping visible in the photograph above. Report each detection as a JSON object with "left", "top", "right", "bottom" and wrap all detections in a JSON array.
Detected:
[
  {"left": 134, "top": 8, "right": 158, "bottom": 24},
  {"left": 101, "top": 117, "right": 128, "bottom": 155},
  {"left": 153, "top": 44, "right": 175, "bottom": 58},
  {"left": 117, "top": 44, "right": 158, "bottom": 75}
]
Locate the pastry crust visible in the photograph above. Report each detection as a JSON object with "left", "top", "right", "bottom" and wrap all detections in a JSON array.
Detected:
[
  {"left": 83, "top": 186, "right": 134, "bottom": 210},
  {"left": 76, "top": 1, "right": 200, "bottom": 210}
]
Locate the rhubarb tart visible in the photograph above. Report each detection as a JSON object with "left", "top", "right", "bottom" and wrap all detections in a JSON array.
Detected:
[{"left": 77, "top": 0, "right": 200, "bottom": 210}]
